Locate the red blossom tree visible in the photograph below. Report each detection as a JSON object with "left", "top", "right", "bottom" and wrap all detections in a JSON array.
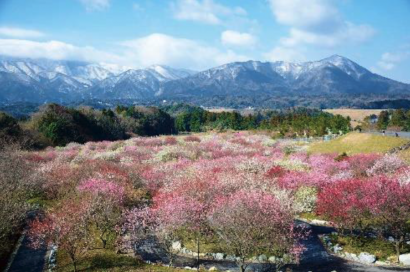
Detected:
[
  {"left": 372, "top": 177, "right": 410, "bottom": 261},
  {"left": 317, "top": 178, "right": 379, "bottom": 235},
  {"left": 317, "top": 176, "right": 410, "bottom": 261}
]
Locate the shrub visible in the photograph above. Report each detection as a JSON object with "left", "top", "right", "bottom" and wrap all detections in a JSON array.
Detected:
[
  {"left": 294, "top": 186, "right": 318, "bottom": 213},
  {"left": 184, "top": 135, "right": 201, "bottom": 142}
]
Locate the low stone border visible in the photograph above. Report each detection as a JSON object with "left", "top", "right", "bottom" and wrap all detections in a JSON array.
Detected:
[
  {"left": 298, "top": 217, "right": 331, "bottom": 226},
  {"left": 172, "top": 241, "right": 289, "bottom": 265},
  {"left": 320, "top": 233, "right": 410, "bottom": 267}
]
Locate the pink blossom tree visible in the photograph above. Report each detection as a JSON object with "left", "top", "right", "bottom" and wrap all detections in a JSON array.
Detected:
[
  {"left": 152, "top": 191, "right": 211, "bottom": 268},
  {"left": 209, "top": 190, "right": 306, "bottom": 272},
  {"left": 122, "top": 206, "right": 181, "bottom": 267},
  {"left": 29, "top": 198, "right": 92, "bottom": 272},
  {"left": 78, "top": 178, "right": 125, "bottom": 249}
]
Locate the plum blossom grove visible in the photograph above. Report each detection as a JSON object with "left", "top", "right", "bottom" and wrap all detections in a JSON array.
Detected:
[{"left": 24, "top": 132, "right": 410, "bottom": 271}]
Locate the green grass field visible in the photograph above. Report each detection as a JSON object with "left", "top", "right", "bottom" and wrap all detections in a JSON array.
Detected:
[{"left": 309, "top": 132, "right": 409, "bottom": 155}]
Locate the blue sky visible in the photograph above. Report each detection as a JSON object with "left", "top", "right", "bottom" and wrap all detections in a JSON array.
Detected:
[{"left": 0, "top": 0, "right": 409, "bottom": 82}]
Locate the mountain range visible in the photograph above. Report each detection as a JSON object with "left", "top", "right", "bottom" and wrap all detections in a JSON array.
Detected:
[{"left": 0, "top": 55, "right": 409, "bottom": 108}]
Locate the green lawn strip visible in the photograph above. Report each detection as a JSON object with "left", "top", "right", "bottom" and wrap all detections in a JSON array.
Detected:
[{"left": 309, "top": 132, "right": 409, "bottom": 155}]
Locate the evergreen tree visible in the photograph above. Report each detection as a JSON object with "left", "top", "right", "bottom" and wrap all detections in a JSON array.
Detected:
[{"left": 377, "top": 111, "right": 390, "bottom": 130}]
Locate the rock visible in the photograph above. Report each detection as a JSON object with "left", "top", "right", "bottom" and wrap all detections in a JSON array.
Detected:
[
  {"left": 399, "top": 253, "right": 410, "bottom": 265},
  {"left": 368, "top": 233, "right": 377, "bottom": 239},
  {"left": 345, "top": 252, "right": 359, "bottom": 261},
  {"left": 181, "top": 248, "right": 193, "bottom": 255},
  {"left": 209, "top": 267, "right": 218, "bottom": 271},
  {"left": 333, "top": 244, "right": 343, "bottom": 254},
  {"left": 327, "top": 241, "right": 332, "bottom": 247},
  {"left": 214, "top": 253, "right": 225, "bottom": 260},
  {"left": 375, "top": 260, "right": 388, "bottom": 266},
  {"left": 250, "top": 256, "right": 258, "bottom": 261},
  {"left": 358, "top": 252, "right": 376, "bottom": 264},
  {"left": 172, "top": 241, "right": 182, "bottom": 251},
  {"left": 225, "top": 255, "right": 237, "bottom": 261},
  {"left": 311, "top": 219, "right": 328, "bottom": 225},
  {"left": 258, "top": 254, "right": 268, "bottom": 262}
]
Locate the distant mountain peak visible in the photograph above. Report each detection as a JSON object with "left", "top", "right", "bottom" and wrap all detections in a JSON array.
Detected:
[{"left": 0, "top": 54, "right": 408, "bottom": 106}]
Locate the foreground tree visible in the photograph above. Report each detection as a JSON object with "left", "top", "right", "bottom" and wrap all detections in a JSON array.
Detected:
[
  {"left": 29, "top": 198, "right": 92, "bottom": 272},
  {"left": 209, "top": 190, "right": 306, "bottom": 272},
  {"left": 0, "top": 145, "right": 41, "bottom": 262},
  {"left": 122, "top": 207, "right": 181, "bottom": 267},
  {"left": 152, "top": 192, "right": 211, "bottom": 269},
  {"left": 77, "top": 178, "right": 125, "bottom": 249},
  {"left": 318, "top": 176, "right": 410, "bottom": 262},
  {"left": 374, "top": 177, "right": 410, "bottom": 261},
  {"left": 317, "top": 178, "right": 378, "bottom": 236}
]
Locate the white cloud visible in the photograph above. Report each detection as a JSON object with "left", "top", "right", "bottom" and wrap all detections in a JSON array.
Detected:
[
  {"left": 0, "top": 27, "right": 45, "bottom": 38},
  {"left": 172, "top": 0, "right": 247, "bottom": 25},
  {"left": 263, "top": 46, "right": 306, "bottom": 62},
  {"left": 120, "top": 33, "right": 249, "bottom": 69},
  {"left": 0, "top": 39, "right": 120, "bottom": 63},
  {"left": 266, "top": 0, "right": 375, "bottom": 61},
  {"left": 281, "top": 23, "right": 375, "bottom": 48},
  {"left": 78, "top": 0, "right": 110, "bottom": 11},
  {"left": 377, "top": 51, "right": 410, "bottom": 71},
  {"left": 0, "top": 34, "right": 250, "bottom": 70},
  {"left": 268, "top": 0, "right": 341, "bottom": 32},
  {"left": 221, "top": 30, "right": 256, "bottom": 47}
]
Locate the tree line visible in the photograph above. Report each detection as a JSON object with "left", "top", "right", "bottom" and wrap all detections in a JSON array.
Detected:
[
  {"left": 171, "top": 105, "right": 350, "bottom": 136},
  {"left": 361, "top": 109, "right": 410, "bottom": 131},
  {"left": 0, "top": 103, "right": 351, "bottom": 148}
]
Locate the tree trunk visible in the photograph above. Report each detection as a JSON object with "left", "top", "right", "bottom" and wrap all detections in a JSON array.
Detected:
[
  {"left": 72, "top": 260, "right": 77, "bottom": 272},
  {"left": 197, "top": 237, "right": 200, "bottom": 270},
  {"left": 395, "top": 236, "right": 404, "bottom": 263},
  {"left": 102, "top": 238, "right": 107, "bottom": 249},
  {"left": 239, "top": 258, "right": 246, "bottom": 272},
  {"left": 69, "top": 252, "right": 77, "bottom": 272}
]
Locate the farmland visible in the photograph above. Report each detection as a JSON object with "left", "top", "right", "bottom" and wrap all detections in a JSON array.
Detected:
[{"left": 323, "top": 109, "right": 385, "bottom": 127}]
